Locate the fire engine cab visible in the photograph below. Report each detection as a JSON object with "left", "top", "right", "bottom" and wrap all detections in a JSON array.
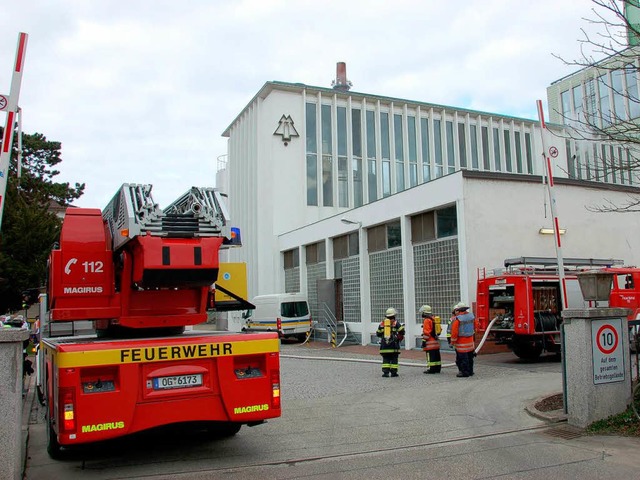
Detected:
[
  {"left": 38, "top": 184, "right": 281, "bottom": 458},
  {"left": 476, "top": 256, "right": 623, "bottom": 360}
]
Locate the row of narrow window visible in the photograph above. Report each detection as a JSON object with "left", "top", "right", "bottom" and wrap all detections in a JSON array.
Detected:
[
  {"left": 306, "top": 103, "right": 535, "bottom": 208},
  {"left": 561, "top": 64, "right": 640, "bottom": 129}
]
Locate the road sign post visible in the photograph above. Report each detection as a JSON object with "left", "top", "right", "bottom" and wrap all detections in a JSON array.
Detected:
[{"left": 0, "top": 32, "right": 28, "bottom": 231}]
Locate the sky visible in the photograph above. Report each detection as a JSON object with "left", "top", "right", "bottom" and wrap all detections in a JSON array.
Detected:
[{"left": 0, "top": 1, "right": 622, "bottom": 209}]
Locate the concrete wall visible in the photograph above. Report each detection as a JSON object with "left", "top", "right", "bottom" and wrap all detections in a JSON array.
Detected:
[{"left": 0, "top": 328, "right": 29, "bottom": 480}]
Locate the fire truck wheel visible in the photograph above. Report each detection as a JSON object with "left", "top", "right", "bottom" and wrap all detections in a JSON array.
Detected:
[
  {"left": 512, "top": 340, "right": 543, "bottom": 360},
  {"left": 46, "top": 410, "right": 65, "bottom": 460}
]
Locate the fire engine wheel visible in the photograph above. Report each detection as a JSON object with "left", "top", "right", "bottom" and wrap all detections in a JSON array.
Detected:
[
  {"left": 512, "top": 340, "right": 543, "bottom": 360},
  {"left": 46, "top": 410, "right": 65, "bottom": 460},
  {"left": 36, "top": 384, "right": 45, "bottom": 406}
]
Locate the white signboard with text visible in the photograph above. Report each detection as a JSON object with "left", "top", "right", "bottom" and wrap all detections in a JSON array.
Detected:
[{"left": 592, "top": 318, "right": 625, "bottom": 385}]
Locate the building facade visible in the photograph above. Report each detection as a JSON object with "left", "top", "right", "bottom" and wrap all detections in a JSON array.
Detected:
[{"left": 219, "top": 76, "right": 640, "bottom": 347}]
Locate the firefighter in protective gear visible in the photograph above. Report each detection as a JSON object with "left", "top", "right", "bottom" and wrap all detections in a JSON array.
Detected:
[
  {"left": 450, "top": 301, "right": 477, "bottom": 377},
  {"left": 376, "top": 308, "right": 405, "bottom": 377},
  {"left": 420, "top": 305, "right": 441, "bottom": 374}
]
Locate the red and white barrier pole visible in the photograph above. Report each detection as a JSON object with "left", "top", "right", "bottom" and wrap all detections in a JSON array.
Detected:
[
  {"left": 0, "top": 32, "right": 28, "bottom": 230},
  {"left": 536, "top": 99, "right": 568, "bottom": 309}
]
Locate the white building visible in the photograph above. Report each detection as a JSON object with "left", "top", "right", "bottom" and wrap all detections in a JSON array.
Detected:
[{"left": 219, "top": 64, "right": 640, "bottom": 348}]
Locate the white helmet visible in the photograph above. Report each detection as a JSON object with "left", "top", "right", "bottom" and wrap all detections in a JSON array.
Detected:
[
  {"left": 418, "top": 305, "right": 432, "bottom": 315},
  {"left": 453, "top": 301, "right": 469, "bottom": 311},
  {"left": 385, "top": 307, "right": 397, "bottom": 318}
]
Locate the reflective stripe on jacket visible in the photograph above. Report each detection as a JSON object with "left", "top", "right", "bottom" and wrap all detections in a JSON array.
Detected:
[
  {"left": 422, "top": 316, "right": 440, "bottom": 351},
  {"left": 376, "top": 319, "right": 405, "bottom": 353},
  {"left": 451, "top": 312, "right": 476, "bottom": 353}
]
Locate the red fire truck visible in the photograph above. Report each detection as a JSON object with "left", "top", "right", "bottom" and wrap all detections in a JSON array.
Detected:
[
  {"left": 38, "top": 184, "right": 281, "bottom": 458},
  {"left": 476, "top": 256, "right": 623, "bottom": 360}
]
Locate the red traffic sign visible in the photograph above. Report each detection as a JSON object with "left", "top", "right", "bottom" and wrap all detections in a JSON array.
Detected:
[
  {"left": 549, "top": 146, "right": 559, "bottom": 158},
  {"left": 0, "top": 95, "right": 8, "bottom": 111},
  {"left": 596, "top": 324, "right": 619, "bottom": 355}
]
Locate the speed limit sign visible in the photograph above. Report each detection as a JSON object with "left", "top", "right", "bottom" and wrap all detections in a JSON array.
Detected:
[{"left": 592, "top": 318, "right": 625, "bottom": 384}]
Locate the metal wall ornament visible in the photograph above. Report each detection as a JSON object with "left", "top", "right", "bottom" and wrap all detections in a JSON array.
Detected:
[{"left": 274, "top": 114, "right": 299, "bottom": 146}]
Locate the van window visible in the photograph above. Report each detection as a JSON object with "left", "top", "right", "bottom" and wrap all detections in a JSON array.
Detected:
[{"left": 281, "top": 301, "right": 309, "bottom": 318}]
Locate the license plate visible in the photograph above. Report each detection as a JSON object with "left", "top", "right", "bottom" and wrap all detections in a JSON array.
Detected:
[{"left": 153, "top": 373, "right": 203, "bottom": 390}]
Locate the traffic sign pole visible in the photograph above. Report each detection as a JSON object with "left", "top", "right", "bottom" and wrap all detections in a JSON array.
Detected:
[
  {"left": 536, "top": 99, "right": 568, "bottom": 309},
  {"left": 0, "top": 32, "right": 28, "bottom": 231}
]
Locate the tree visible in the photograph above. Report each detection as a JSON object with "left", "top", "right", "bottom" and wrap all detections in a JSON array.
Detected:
[
  {"left": 554, "top": 0, "right": 640, "bottom": 212},
  {"left": 0, "top": 127, "right": 85, "bottom": 313}
]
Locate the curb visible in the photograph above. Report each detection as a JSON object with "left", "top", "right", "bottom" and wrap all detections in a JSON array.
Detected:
[{"left": 525, "top": 393, "right": 568, "bottom": 423}]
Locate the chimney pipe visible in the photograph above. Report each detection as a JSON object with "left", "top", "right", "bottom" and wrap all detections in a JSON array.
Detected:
[{"left": 332, "top": 62, "right": 351, "bottom": 91}]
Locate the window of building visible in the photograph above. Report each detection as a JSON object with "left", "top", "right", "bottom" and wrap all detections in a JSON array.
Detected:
[
  {"left": 598, "top": 74, "right": 612, "bottom": 127},
  {"left": 434, "top": 119, "right": 443, "bottom": 177},
  {"left": 366, "top": 110, "right": 377, "bottom": 203},
  {"left": 446, "top": 121, "right": 455, "bottom": 174},
  {"left": 337, "top": 106, "right": 349, "bottom": 208},
  {"left": 352, "top": 108, "right": 363, "bottom": 207},
  {"left": 306, "top": 103, "right": 318, "bottom": 206},
  {"left": 387, "top": 220, "right": 401, "bottom": 248},
  {"left": 436, "top": 205, "right": 457, "bottom": 238},
  {"left": 625, "top": 64, "right": 640, "bottom": 119},
  {"left": 482, "top": 126, "right": 490, "bottom": 170},
  {"left": 504, "top": 130, "right": 512, "bottom": 172},
  {"left": 601, "top": 144, "right": 609, "bottom": 182},
  {"left": 514, "top": 131, "right": 523, "bottom": 173},
  {"left": 394, "top": 114, "right": 405, "bottom": 192},
  {"left": 321, "top": 104, "right": 333, "bottom": 206},
  {"left": 470, "top": 125, "right": 479, "bottom": 170},
  {"left": 612, "top": 69, "right": 627, "bottom": 122},
  {"left": 408, "top": 116, "right": 417, "bottom": 187},
  {"left": 585, "top": 79, "right": 598, "bottom": 125},
  {"left": 381, "top": 112, "right": 391, "bottom": 197},
  {"left": 566, "top": 139, "right": 575, "bottom": 178},
  {"left": 573, "top": 85, "right": 584, "bottom": 123},
  {"left": 561, "top": 90, "right": 571, "bottom": 124},
  {"left": 592, "top": 144, "right": 601, "bottom": 181},
  {"left": 458, "top": 122, "right": 467, "bottom": 169},
  {"left": 306, "top": 240, "right": 326, "bottom": 265},
  {"left": 367, "top": 221, "right": 402, "bottom": 252},
  {"left": 334, "top": 232, "right": 360, "bottom": 259},
  {"left": 411, "top": 211, "right": 435, "bottom": 244},
  {"left": 421, "top": 118, "right": 431, "bottom": 182},
  {"left": 610, "top": 145, "right": 618, "bottom": 184},
  {"left": 284, "top": 248, "right": 299, "bottom": 269},
  {"left": 525, "top": 132, "right": 533, "bottom": 174},
  {"left": 493, "top": 127, "right": 501, "bottom": 171}
]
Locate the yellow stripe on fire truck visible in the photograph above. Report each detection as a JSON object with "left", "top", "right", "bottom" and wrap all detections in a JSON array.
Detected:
[{"left": 47, "top": 338, "right": 280, "bottom": 368}]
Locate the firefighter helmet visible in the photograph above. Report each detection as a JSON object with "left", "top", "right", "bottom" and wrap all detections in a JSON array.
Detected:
[
  {"left": 418, "top": 305, "right": 432, "bottom": 315},
  {"left": 453, "top": 301, "right": 469, "bottom": 311},
  {"left": 385, "top": 307, "right": 397, "bottom": 318}
]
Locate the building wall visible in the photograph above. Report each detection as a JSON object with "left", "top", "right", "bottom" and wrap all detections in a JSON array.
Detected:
[
  {"left": 223, "top": 82, "right": 640, "bottom": 344},
  {"left": 462, "top": 175, "right": 640, "bottom": 306}
]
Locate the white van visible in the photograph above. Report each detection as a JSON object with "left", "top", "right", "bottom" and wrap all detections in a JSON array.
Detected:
[{"left": 243, "top": 293, "right": 311, "bottom": 341}]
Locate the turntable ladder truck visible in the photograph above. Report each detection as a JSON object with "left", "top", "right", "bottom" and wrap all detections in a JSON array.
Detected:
[{"left": 40, "top": 184, "right": 281, "bottom": 458}]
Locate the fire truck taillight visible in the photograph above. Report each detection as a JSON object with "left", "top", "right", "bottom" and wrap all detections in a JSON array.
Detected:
[
  {"left": 271, "top": 372, "right": 281, "bottom": 409},
  {"left": 61, "top": 388, "right": 76, "bottom": 432}
]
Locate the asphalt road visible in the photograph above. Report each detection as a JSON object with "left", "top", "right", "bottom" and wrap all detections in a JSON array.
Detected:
[{"left": 23, "top": 345, "right": 640, "bottom": 479}]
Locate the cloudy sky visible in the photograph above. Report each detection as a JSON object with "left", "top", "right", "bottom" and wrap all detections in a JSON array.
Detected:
[{"left": 0, "top": 1, "right": 620, "bottom": 208}]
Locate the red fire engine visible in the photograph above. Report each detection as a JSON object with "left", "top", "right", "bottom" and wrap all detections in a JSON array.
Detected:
[
  {"left": 476, "top": 256, "right": 623, "bottom": 360},
  {"left": 38, "top": 184, "right": 281, "bottom": 458}
]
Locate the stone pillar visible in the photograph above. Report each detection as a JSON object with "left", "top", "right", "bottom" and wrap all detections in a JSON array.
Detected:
[
  {"left": 562, "top": 308, "right": 631, "bottom": 429},
  {"left": 0, "top": 328, "right": 29, "bottom": 480}
]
